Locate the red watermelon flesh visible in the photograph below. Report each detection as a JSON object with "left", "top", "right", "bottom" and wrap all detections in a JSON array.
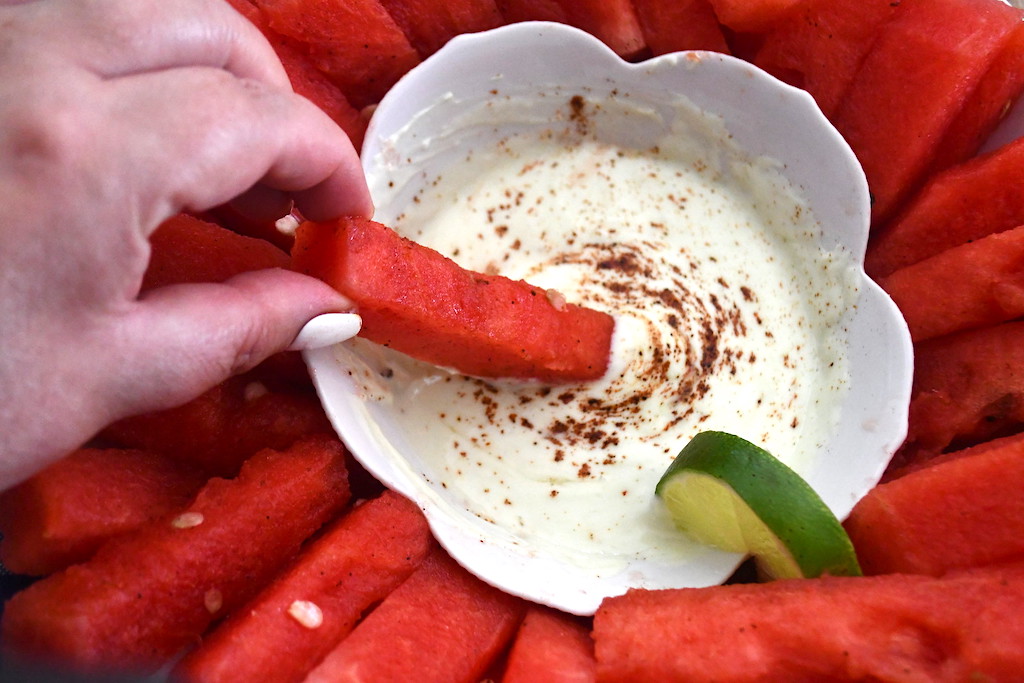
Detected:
[
  {"left": 101, "top": 370, "right": 333, "bottom": 477},
  {"left": 172, "top": 490, "right": 433, "bottom": 683},
  {"left": 0, "top": 437, "right": 350, "bottom": 674},
  {"left": 199, "top": 203, "right": 296, "bottom": 251},
  {"left": 291, "top": 217, "right": 615, "bottom": 384},
  {"left": 551, "top": 0, "right": 647, "bottom": 57},
  {"left": 845, "top": 436, "right": 1024, "bottom": 576},
  {"left": 831, "top": 0, "right": 1022, "bottom": 226},
  {"left": 593, "top": 564, "right": 1024, "bottom": 682},
  {"left": 879, "top": 223, "right": 1024, "bottom": 342},
  {"left": 882, "top": 431, "right": 1024, "bottom": 482},
  {"left": 495, "top": 0, "right": 567, "bottom": 24},
  {"left": 867, "top": 135, "right": 1024, "bottom": 278},
  {"left": 706, "top": 0, "right": 802, "bottom": 33},
  {"left": 501, "top": 606, "right": 596, "bottom": 683},
  {"left": 630, "top": 0, "right": 730, "bottom": 55},
  {"left": 303, "top": 548, "right": 526, "bottom": 683},
  {"left": 0, "top": 449, "right": 206, "bottom": 577},
  {"left": 927, "top": 14, "right": 1024, "bottom": 174},
  {"left": 253, "top": 0, "right": 421, "bottom": 108},
  {"left": 894, "top": 320, "right": 1024, "bottom": 466},
  {"left": 753, "top": 0, "right": 900, "bottom": 118},
  {"left": 142, "top": 213, "right": 290, "bottom": 291},
  {"left": 222, "top": 0, "right": 368, "bottom": 148},
  {"left": 379, "top": 0, "right": 504, "bottom": 57},
  {"left": 273, "top": 36, "right": 369, "bottom": 149}
]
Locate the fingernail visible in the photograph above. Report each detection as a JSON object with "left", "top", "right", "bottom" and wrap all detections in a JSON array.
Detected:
[{"left": 289, "top": 313, "right": 362, "bottom": 351}]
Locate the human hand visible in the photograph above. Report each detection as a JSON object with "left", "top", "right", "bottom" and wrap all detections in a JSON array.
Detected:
[{"left": 0, "top": 0, "right": 372, "bottom": 488}]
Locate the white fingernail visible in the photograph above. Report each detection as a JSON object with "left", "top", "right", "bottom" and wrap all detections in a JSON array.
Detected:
[{"left": 289, "top": 313, "right": 362, "bottom": 351}]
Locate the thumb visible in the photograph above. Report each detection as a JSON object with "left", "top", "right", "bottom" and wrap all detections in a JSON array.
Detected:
[{"left": 105, "top": 269, "right": 350, "bottom": 418}]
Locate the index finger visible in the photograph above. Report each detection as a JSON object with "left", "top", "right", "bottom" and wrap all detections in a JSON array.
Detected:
[
  {"left": 6, "top": 0, "right": 290, "bottom": 87},
  {"left": 104, "top": 68, "right": 372, "bottom": 228}
]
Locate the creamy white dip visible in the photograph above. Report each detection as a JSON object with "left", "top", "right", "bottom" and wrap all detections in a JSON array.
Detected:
[{"left": 345, "top": 91, "right": 858, "bottom": 572}]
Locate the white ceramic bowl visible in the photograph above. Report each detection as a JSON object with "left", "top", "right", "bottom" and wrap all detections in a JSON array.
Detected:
[{"left": 303, "top": 22, "right": 913, "bottom": 615}]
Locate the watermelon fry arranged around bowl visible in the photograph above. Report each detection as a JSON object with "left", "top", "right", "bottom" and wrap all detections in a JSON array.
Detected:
[{"left": 11, "top": 0, "right": 1024, "bottom": 678}]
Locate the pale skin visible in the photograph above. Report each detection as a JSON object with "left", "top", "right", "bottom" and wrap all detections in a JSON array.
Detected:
[{"left": 0, "top": 0, "right": 373, "bottom": 489}]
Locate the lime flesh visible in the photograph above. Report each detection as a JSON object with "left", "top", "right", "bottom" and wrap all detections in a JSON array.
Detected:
[{"left": 656, "top": 431, "right": 862, "bottom": 580}]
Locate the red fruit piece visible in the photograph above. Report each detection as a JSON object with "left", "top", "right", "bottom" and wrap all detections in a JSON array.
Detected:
[
  {"left": 879, "top": 224, "right": 1024, "bottom": 342},
  {"left": 0, "top": 437, "right": 350, "bottom": 674},
  {"left": 926, "top": 15, "right": 1024, "bottom": 175},
  {"left": 895, "top": 321, "right": 1024, "bottom": 465},
  {"left": 867, "top": 135, "right": 1024, "bottom": 278},
  {"left": 253, "top": 0, "right": 421, "bottom": 108},
  {"left": 706, "top": 0, "right": 802, "bottom": 33},
  {"left": 550, "top": 0, "right": 646, "bottom": 57},
  {"left": 173, "top": 490, "right": 433, "bottom": 683},
  {"left": 752, "top": 0, "right": 900, "bottom": 118},
  {"left": 223, "top": 0, "right": 369, "bottom": 148},
  {"left": 882, "top": 431, "right": 1024, "bottom": 483},
  {"left": 846, "top": 435, "right": 1024, "bottom": 576},
  {"left": 101, "top": 370, "right": 333, "bottom": 477},
  {"left": 143, "top": 213, "right": 290, "bottom": 291},
  {"left": 593, "top": 564, "right": 1024, "bottom": 681},
  {"left": 291, "top": 217, "right": 614, "bottom": 384},
  {"left": 379, "top": 0, "right": 504, "bottom": 57},
  {"left": 304, "top": 548, "right": 526, "bottom": 683},
  {"left": 495, "top": 0, "right": 567, "bottom": 23},
  {"left": 0, "top": 449, "right": 206, "bottom": 576},
  {"left": 501, "top": 606, "right": 596, "bottom": 683},
  {"left": 630, "top": 0, "right": 730, "bottom": 55},
  {"left": 830, "top": 0, "right": 1022, "bottom": 225}
]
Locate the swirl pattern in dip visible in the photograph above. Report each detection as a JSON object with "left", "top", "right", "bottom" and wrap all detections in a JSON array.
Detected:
[{"left": 342, "top": 90, "right": 859, "bottom": 573}]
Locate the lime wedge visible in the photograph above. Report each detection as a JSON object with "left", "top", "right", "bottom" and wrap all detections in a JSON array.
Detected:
[{"left": 656, "top": 431, "right": 862, "bottom": 580}]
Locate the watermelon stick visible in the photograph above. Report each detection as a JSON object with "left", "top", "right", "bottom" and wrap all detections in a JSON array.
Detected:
[
  {"left": 0, "top": 448, "right": 207, "bottom": 577},
  {"left": 866, "top": 135, "right": 1024, "bottom": 278},
  {"left": 594, "top": 563, "right": 1024, "bottom": 681},
  {"left": 846, "top": 434, "right": 1024, "bottom": 576},
  {"left": 0, "top": 437, "right": 351, "bottom": 675},
  {"left": 291, "top": 217, "right": 615, "bottom": 384},
  {"left": 173, "top": 490, "right": 433, "bottom": 683},
  {"left": 303, "top": 547, "right": 526, "bottom": 683},
  {"left": 502, "top": 606, "right": 597, "bottom": 683},
  {"left": 896, "top": 320, "right": 1024, "bottom": 464},
  {"left": 879, "top": 223, "right": 1024, "bottom": 342}
]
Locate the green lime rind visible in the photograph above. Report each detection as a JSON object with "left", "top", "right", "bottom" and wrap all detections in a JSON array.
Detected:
[{"left": 655, "top": 431, "right": 862, "bottom": 580}]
